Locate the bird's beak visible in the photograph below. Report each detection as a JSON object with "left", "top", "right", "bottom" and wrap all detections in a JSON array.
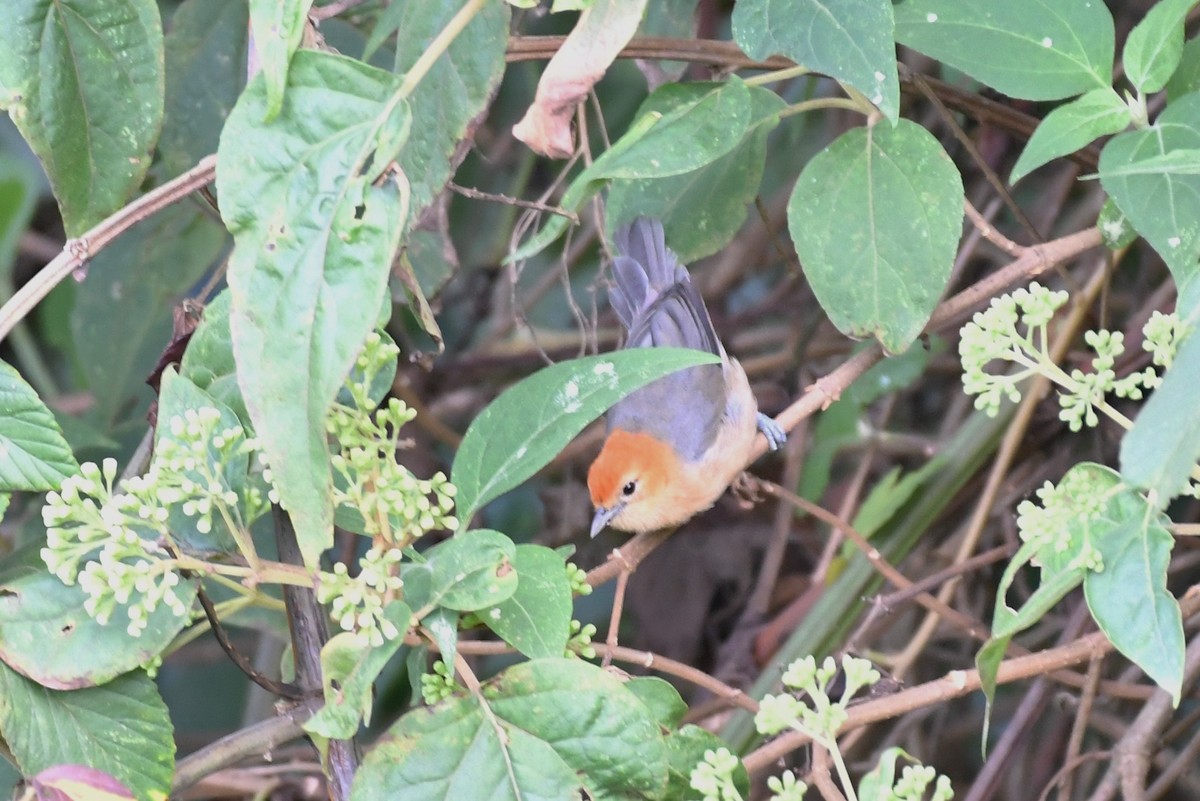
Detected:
[{"left": 590, "top": 504, "right": 623, "bottom": 538}]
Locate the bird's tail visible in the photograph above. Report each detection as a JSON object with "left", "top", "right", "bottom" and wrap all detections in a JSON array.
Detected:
[{"left": 609, "top": 218, "right": 721, "bottom": 355}]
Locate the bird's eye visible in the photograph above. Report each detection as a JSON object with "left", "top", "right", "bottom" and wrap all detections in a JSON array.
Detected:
[{"left": 622, "top": 480, "right": 637, "bottom": 497}]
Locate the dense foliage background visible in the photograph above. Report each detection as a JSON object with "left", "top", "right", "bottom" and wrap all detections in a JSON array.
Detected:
[{"left": 3, "top": 0, "right": 1200, "bottom": 799}]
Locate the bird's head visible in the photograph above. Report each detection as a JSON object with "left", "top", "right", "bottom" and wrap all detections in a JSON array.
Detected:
[{"left": 587, "top": 429, "right": 684, "bottom": 536}]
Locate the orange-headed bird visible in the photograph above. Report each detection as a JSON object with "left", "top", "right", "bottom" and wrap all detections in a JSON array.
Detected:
[{"left": 588, "top": 218, "right": 785, "bottom": 536}]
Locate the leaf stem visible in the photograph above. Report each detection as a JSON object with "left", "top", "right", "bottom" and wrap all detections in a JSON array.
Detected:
[
  {"left": 778, "top": 97, "right": 866, "bottom": 119},
  {"left": 397, "top": 0, "right": 490, "bottom": 98},
  {"left": 744, "top": 65, "right": 810, "bottom": 87}
]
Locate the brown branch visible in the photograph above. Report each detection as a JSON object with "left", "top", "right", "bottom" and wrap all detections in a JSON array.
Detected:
[
  {"left": 0, "top": 154, "right": 218, "bottom": 344},
  {"left": 742, "top": 591, "right": 1200, "bottom": 777}
]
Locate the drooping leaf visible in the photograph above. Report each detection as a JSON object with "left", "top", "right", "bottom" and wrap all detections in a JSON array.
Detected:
[
  {"left": 1123, "top": 0, "right": 1196, "bottom": 95},
  {"left": 0, "top": 666, "right": 173, "bottom": 801},
  {"left": 0, "top": 544, "right": 196, "bottom": 690},
  {"left": 507, "top": 79, "right": 754, "bottom": 262},
  {"left": 894, "top": 0, "right": 1114, "bottom": 101},
  {"left": 304, "top": 602, "right": 412, "bottom": 739},
  {"left": 607, "top": 83, "right": 785, "bottom": 262},
  {"left": 481, "top": 545, "right": 572, "bottom": 659},
  {"left": 788, "top": 120, "right": 964, "bottom": 353},
  {"left": 0, "top": 0, "right": 164, "bottom": 235},
  {"left": 0, "top": 360, "right": 77, "bottom": 491},
  {"left": 27, "top": 764, "right": 136, "bottom": 801},
  {"left": 451, "top": 348, "right": 720, "bottom": 524},
  {"left": 733, "top": 0, "right": 900, "bottom": 121},
  {"left": 1084, "top": 512, "right": 1182, "bottom": 704},
  {"left": 247, "top": 0, "right": 314, "bottom": 121},
  {"left": 218, "top": 51, "right": 410, "bottom": 568},
  {"left": 1100, "top": 92, "right": 1200, "bottom": 293},
  {"left": 350, "top": 659, "right": 668, "bottom": 801},
  {"left": 1010, "top": 88, "right": 1130, "bottom": 184}
]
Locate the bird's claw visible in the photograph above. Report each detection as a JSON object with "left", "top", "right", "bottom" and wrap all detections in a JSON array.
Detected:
[{"left": 756, "top": 412, "right": 787, "bottom": 452}]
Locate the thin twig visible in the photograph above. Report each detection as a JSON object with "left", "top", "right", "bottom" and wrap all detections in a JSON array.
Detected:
[
  {"left": 448, "top": 182, "right": 580, "bottom": 223},
  {"left": 965, "top": 199, "right": 1027, "bottom": 257},
  {"left": 0, "top": 154, "right": 218, "bottom": 343}
]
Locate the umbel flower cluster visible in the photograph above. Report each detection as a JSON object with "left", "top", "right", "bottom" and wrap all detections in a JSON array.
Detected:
[{"left": 40, "top": 332, "right": 459, "bottom": 647}]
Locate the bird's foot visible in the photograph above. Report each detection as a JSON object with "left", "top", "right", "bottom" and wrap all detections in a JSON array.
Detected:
[{"left": 756, "top": 412, "right": 787, "bottom": 452}]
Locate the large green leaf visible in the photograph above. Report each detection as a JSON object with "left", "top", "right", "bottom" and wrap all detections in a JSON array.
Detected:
[
  {"left": 421, "top": 529, "right": 518, "bottom": 613},
  {"left": 350, "top": 659, "right": 668, "bottom": 801},
  {"left": 218, "top": 51, "right": 410, "bottom": 568},
  {"left": 894, "top": 0, "right": 1114, "bottom": 101},
  {"left": 1121, "top": 328, "right": 1200, "bottom": 503},
  {"left": 788, "top": 120, "right": 964, "bottom": 353},
  {"left": 733, "top": 0, "right": 900, "bottom": 121},
  {"left": 0, "top": 360, "right": 77, "bottom": 491},
  {"left": 0, "top": 0, "right": 164, "bottom": 235},
  {"left": 1100, "top": 91, "right": 1200, "bottom": 293},
  {"left": 507, "top": 79, "right": 754, "bottom": 263},
  {"left": 71, "top": 205, "right": 227, "bottom": 428},
  {"left": 1123, "top": 0, "right": 1196, "bottom": 95},
  {"left": 0, "top": 666, "right": 173, "bottom": 801},
  {"left": 451, "top": 348, "right": 720, "bottom": 524},
  {"left": 0, "top": 543, "right": 196, "bottom": 690},
  {"left": 159, "top": 0, "right": 249, "bottom": 179},
  {"left": 1010, "top": 88, "right": 1130, "bottom": 184},
  {"left": 607, "top": 83, "right": 785, "bottom": 262}
]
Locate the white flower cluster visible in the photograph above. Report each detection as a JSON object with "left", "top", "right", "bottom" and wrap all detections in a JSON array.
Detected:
[{"left": 317, "top": 547, "right": 405, "bottom": 647}]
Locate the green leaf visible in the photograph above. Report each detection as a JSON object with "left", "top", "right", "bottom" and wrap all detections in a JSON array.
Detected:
[
  {"left": 0, "top": 543, "right": 196, "bottom": 689},
  {"left": 350, "top": 659, "right": 668, "bottom": 801},
  {"left": 218, "top": 51, "right": 410, "bottom": 568},
  {"left": 159, "top": 0, "right": 249, "bottom": 180},
  {"left": 664, "top": 725, "right": 749, "bottom": 800},
  {"left": 607, "top": 84, "right": 785, "bottom": 262},
  {"left": 1167, "top": 36, "right": 1200, "bottom": 101},
  {"left": 248, "top": 0, "right": 314, "bottom": 121},
  {"left": 154, "top": 369, "right": 254, "bottom": 553},
  {"left": 481, "top": 545, "right": 571, "bottom": 659},
  {"left": 1084, "top": 511, "right": 1183, "bottom": 703},
  {"left": 1100, "top": 91, "right": 1200, "bottom": 291},
  {"left": 0, "top": 0, "right": 164, "bottom": 235},
  {"left": 0, "top": 360, "right": 77, "bottom": 491},
  {"left": 388, "top": 0, "right": 510, "bottom": 220},
  {"left": 1121, "top": 328, "right": 1200, "bottom": 502},
  {"left": 733, "top": 0, "right": 900, "bottom": 122},
  {"left": 788, "top": 120, "right": 964, "bottom": 353},
  {"left": 1010, "top": 88, "right": 1129, "bottom": 184},
  {"left": 894, "top": 0, "right": 1114, "bottom": 101},
  {"left": 71, "top": 205, "right": 227, "bottom": 428},
  {"left": 0, "top": 666, "right": 173, "bottom": 801},
  {"left": 974, "top": 633, "right": 1010, "bottom": 720},
  {"left": 424, "top": 529, "right": 518, "bottom": 612},
  {"left": 451, "top": 348, "right": 720, "bottom": 523},
  {"left": 625, "top": 677, "right": 687, "bottom": 729},
  {"left": 507, "top": 79, "right": 754, "bottom": 263},
  {"left": 304, "top": 602, "right": 412, "bottom": 739},
  {"left": 177, "top": 290, "right": 248, "bottom": 428},
  {"left": 1123, "top": 0, "right": 1196, "bottom": 95}
]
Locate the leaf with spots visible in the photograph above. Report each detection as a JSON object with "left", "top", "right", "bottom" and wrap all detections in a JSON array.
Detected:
[
  {"left": 788, "top": 120, "right": 964, "bottom": 353},
  {"left": 349, "top": 658, "right": 668, "bottom": 801},
  {"left": 218, "top": 51, "right": 410, "bottom": 569},
  {"left": 451, "top": 349, "right": 720, "bottom": 524},
  {"left": 0, "top": 0, "right": 164, "bottom": 235},
  {"left": 894, "top": 0, "right": 1114, "bottom": 101},
  {"left": 418, "top": 529, "right": 518, "bottom": 613},
  {"left": 1100, "top": 91, "right": 1200, "bottom": 295},
  {"left": 481, "top": 545, "right": 571, "bottom": 659}
]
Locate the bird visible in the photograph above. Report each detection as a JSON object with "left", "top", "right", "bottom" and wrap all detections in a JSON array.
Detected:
[{"left": 587, "top": 218, "right": 786, "bottom": 536}]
